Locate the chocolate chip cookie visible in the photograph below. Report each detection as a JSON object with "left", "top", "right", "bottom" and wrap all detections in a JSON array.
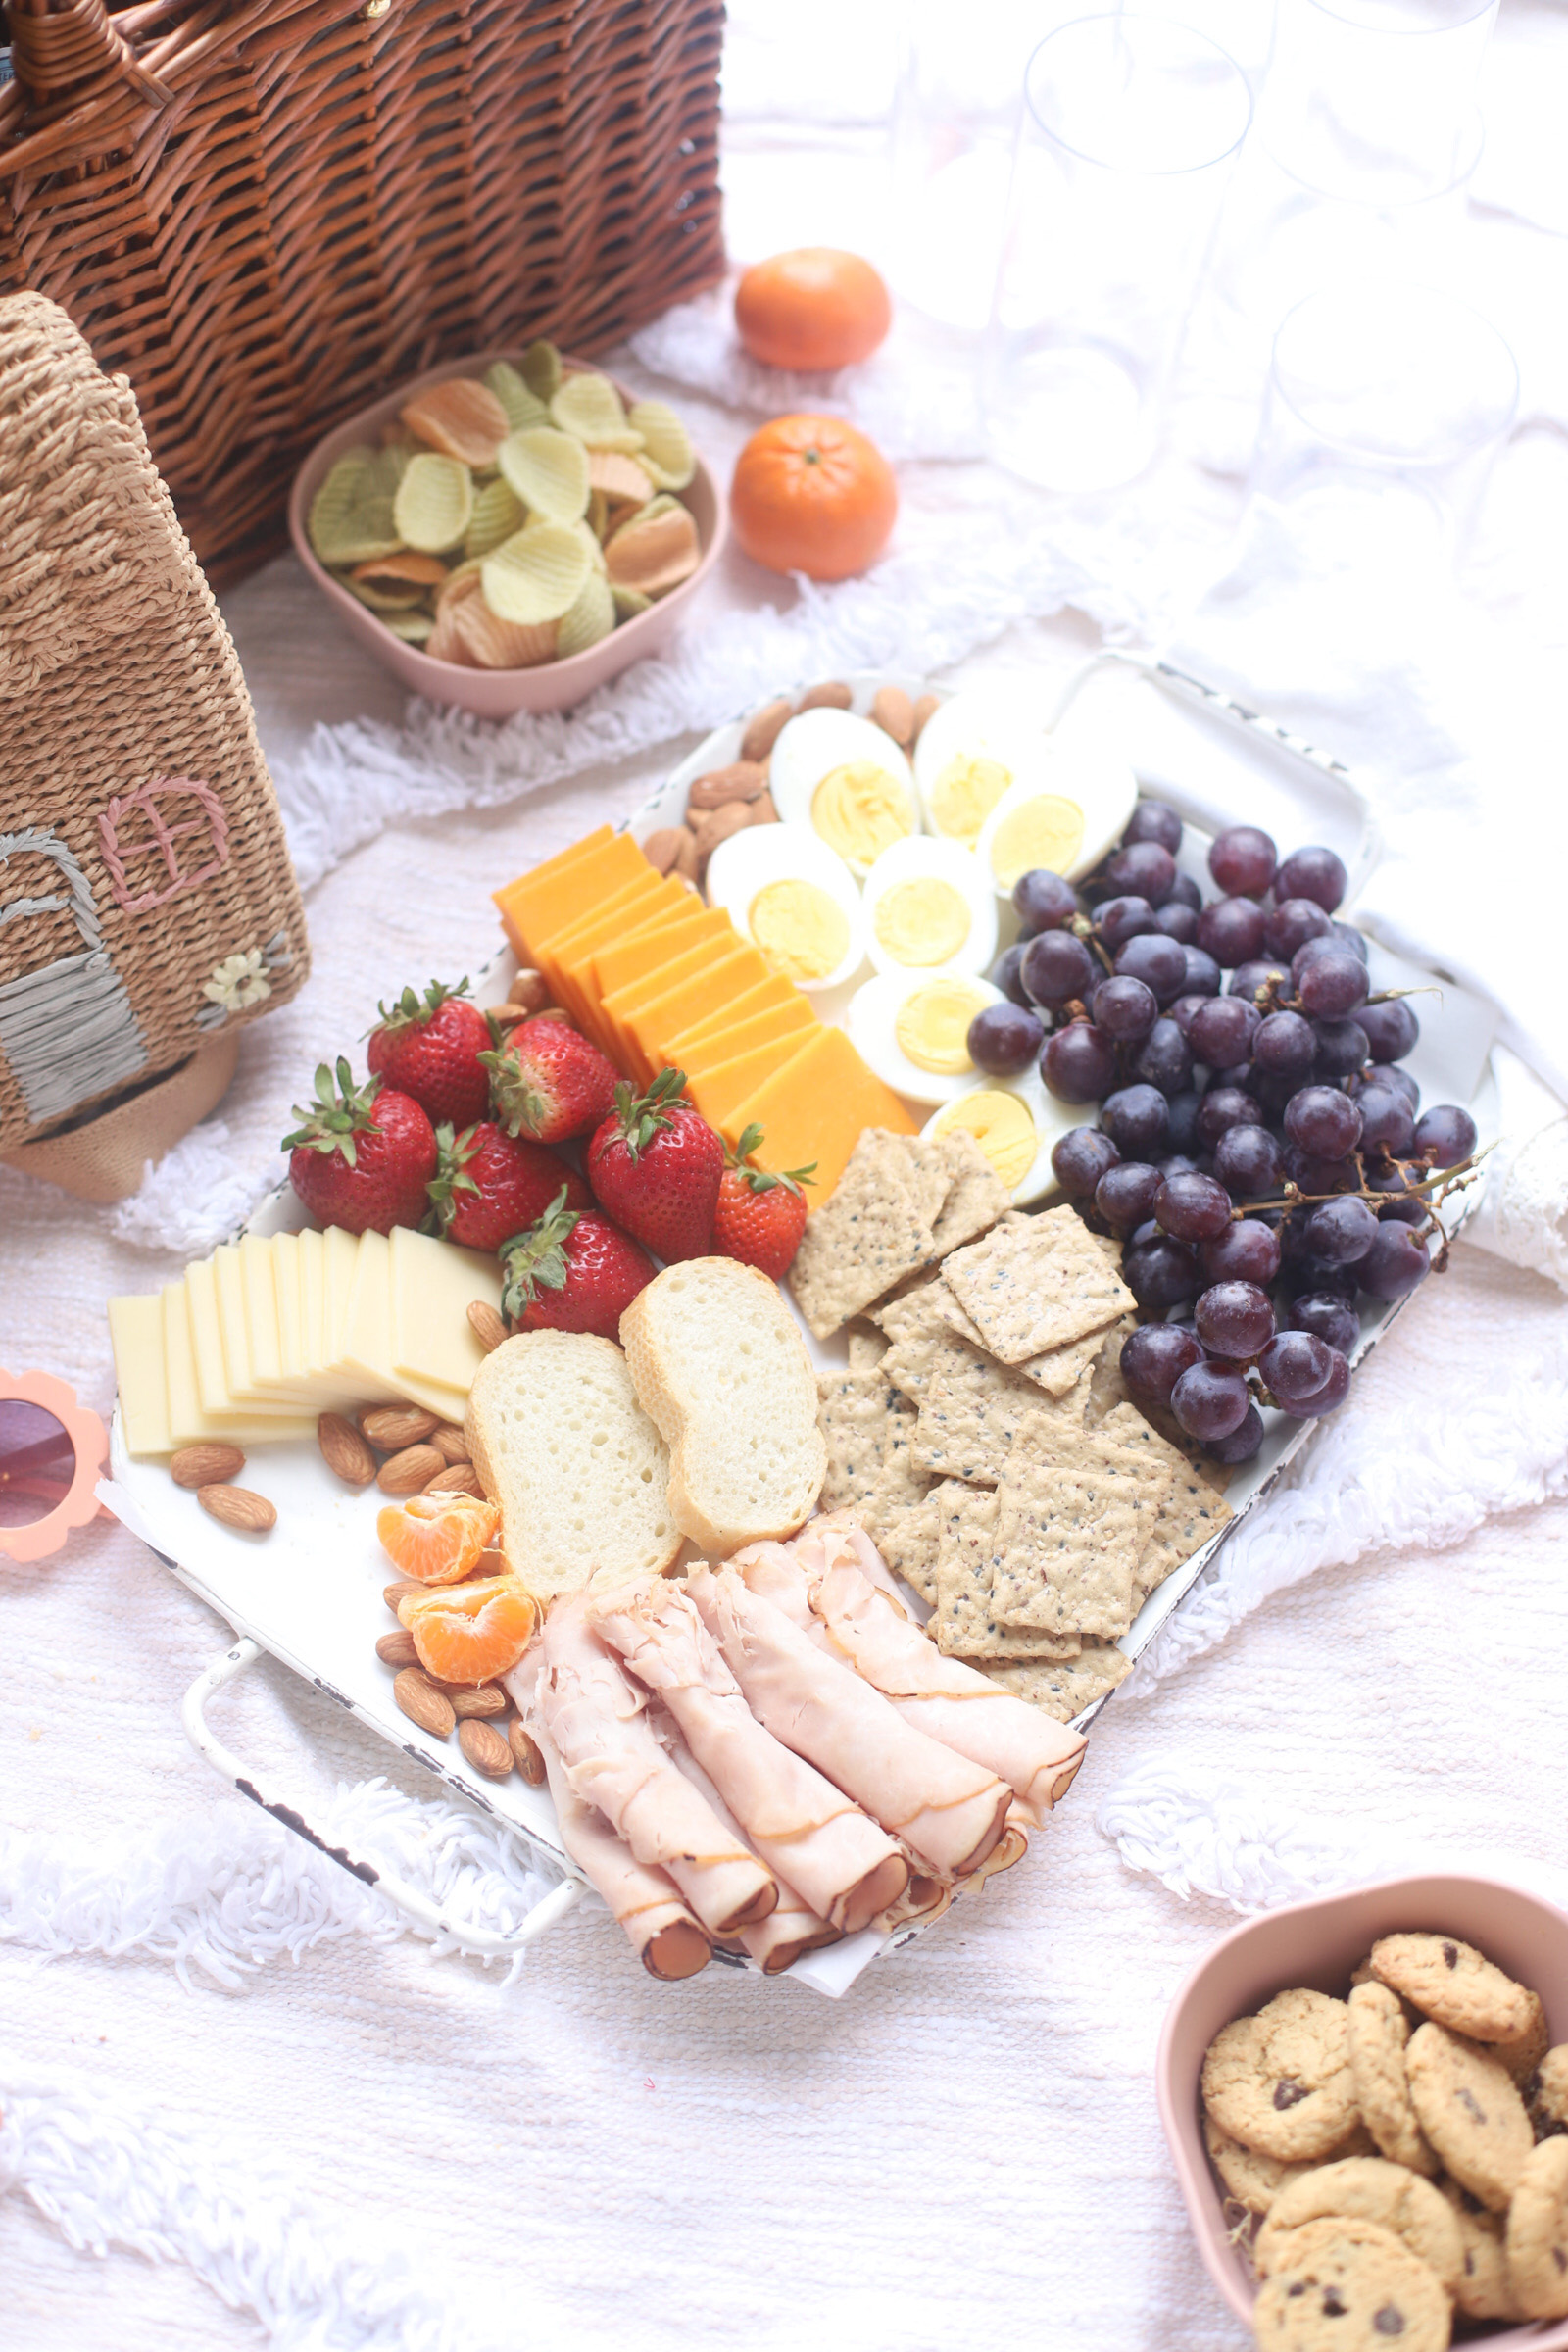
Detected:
[
  {"left": 1405, "top": 2020, "right": 1533, "bottom": 2212},
  {"left": 1204, "top": 2115, "right": 1374, "bottom": 2218},
  {"left": 1202, "top": 1989, "right": 1359, "bottom": 2165},
  {"left": 1494, "top": 1989, "right": 1550, "bottom": 2086},
  {"left": 1438, "top": 2180, "right": 1522, "bottom": 2323},
  {"left": 1251, "top": 2216, "right": 1449, "bottom": 2352},
  {"left": 1370, "top": 1932, "right": 1537, "bottom": 2045},
  {"left": 1531, "top": 2043, "right": 1568, "bottom": 2138},
  {"left": 1506, "top": 2134, "right": 1568, "bottom": 2321},
  {"left": 1348, "top": 1982, "right": 1439, "bottom": 2177},
  {"left": 1255, "top": 2158, "right": 1461, "bottom": 2297}
]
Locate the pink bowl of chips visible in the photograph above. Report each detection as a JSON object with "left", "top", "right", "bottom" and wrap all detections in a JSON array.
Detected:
[
  {"left": 1155, "top": 1872, "right": 1568, "bottom": 2344},
  {"left": 288, "top": 346, "right": 726, "bottom": 720}
]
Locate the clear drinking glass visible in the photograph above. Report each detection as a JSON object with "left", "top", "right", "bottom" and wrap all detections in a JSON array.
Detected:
[
  {"left": 983, "top": 15, "right": 1253, "bottom": 493},
  {"left": 1251, "top": 279, "right": 1519, "bottom": 566},
  {"left": 1260, "top": 0, "right": 1498, "bottom": 208}
]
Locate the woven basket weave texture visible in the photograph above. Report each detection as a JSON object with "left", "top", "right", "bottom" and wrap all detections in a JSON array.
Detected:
[
  {"left": 0, "top": 0, "right": 726, "bottom": 584},
  {"left": 0, "top": 290, "right": 309, "bottom": 1157}
]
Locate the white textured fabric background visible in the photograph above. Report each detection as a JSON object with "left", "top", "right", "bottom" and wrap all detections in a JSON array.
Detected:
[{"left": 6, "top": 5, "right": 1568, "bottom": 2344}]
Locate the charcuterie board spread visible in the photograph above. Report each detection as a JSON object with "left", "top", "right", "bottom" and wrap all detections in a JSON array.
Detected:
[{"left": 107, "top": 669, "right": 1489, "bottom": 1984}]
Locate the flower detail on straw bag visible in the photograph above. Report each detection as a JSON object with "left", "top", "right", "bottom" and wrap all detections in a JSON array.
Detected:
[
  {"left": 192, "top": 931, "right": 295, "bottom": 1032},
  {"left": 98, "top": 779, "right": 230, "bottom": 913}
]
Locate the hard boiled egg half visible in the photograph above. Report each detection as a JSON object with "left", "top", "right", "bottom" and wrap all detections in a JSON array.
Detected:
[
  {"left": 705, "top": 823, "right": 865, "bottom": 993},
  {"left": 847, "top": 971, "right": 1004, "bottom": 1107},
  {"left": 861, "top": 835, "right": 998, "bottom": 980},
  {"left": 974, "top": 741, "right": 1138, "bottom": 898},
  {"left": 921, "top": 1066, "right": 1078, "bottom": 1205},
  {"left": 912, "top": 687, "right": 1054, "bottom": 848},
  {"left": 768, "top": 708, "right": 918, "bottom": 877}
]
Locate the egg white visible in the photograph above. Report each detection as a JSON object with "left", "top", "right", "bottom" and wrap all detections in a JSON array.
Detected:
[
  {"left": 768, "top": 708, "right": 918, "bottom": 873},
  {"left": 912, "top": 688, "right": 1054, "bottom": 844},
  {"left": 860, "top": 833, "right": 999, "bottom": 980},
  {"left": 705, "top": 823, "right": 866, "bottom": 993},
  {"left": 973, "top": 742, "right": 1139, "bottom": 898},
  {"left": 846, "top": 972, "right": 1003, "bottom": 1107},
  {"left": 920, "top": 1063, "right": 1078, "bottom": 1205}
]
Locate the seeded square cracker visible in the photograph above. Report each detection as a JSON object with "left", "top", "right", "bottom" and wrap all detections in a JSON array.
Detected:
[
  {"left": 882, "top": 1131, "right": 951, "bottom": 1232},
  {"left": 870, "top": 1270, "right": 957, "bottom": 1348},
  {"left": 789, "top": 1133, "right": 936, "bottom": 1340},
  {"left": 978, "top": 1643, "right": 1131, "bottom": 1723},
  {"left": 922, "top": 1275, "right": 990, "bottom": 1349},
  {"left": 1134, "top": 1462, "right": 1233, "bottom": 1603},
  {"left": 874, "top": 1487, "right": 942, "bottom": 1604},
  {"left": 815, "top": 1368, "right": 908, "bottom": 1516},
  {"left": 987, "top": 1459, "right": 1144, "bottom": 1638},
  {"left": 932, "top": 1481, "right": 1081, "bottom": 1660},
  {"left": 929, "top": 1129, "right": 1013, "bottom": 1256},
  {"left": 846, "top": 1322, "right": 888, "bottom": 1371},
  {"left": 943, "top": 1204, "right": 1135, "bottom": 1364},
  {"left": 1016, "top": 1320, "right": 1117, "bottom": 1400},
  {"left": 1082, "top": 1333, "right": 1233, "bottom": 1495},
  {"left": 914, "top": 1350, "right": 1078, "bottom": 1485}
]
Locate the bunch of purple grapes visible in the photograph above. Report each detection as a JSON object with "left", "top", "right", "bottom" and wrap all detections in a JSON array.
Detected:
[{"left": 963, "top": 806, "right": 1478, "bottom": 1466}]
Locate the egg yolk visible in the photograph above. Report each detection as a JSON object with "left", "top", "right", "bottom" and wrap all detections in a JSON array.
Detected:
[
  {"left": 895, "top": 981, "right": 989, "bottom": 1074},
  {"left": 989, "top": 795, "right": 1085, "bottom": 888},
  {"left": 933, "top": 1089, "right": 1037, "bottom": 1190},
  {"left": 873, "top": 877, "right": 971, "bottom": 968},
  {"left": 930, "top": 753, "right": 1011, "bottom": 848},
  {"left": 749, "top": 878, "right": 851, "bottom": 984},
  {"left": 811, "top": 761, "right": 913, "bottom": 867}
]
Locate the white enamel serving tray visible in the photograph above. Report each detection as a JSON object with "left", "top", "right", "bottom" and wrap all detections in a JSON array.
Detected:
[{"left": 105, "top": 653, "right": 1497, "bottom": 1986}]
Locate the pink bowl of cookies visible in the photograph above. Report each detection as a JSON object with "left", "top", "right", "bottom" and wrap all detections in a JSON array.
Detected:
[{"left": 1155, "top": 1875, "right": 1568, "bottom": 2350}]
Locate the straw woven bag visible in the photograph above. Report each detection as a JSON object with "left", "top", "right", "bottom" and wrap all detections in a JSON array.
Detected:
[
  {"left": 0, "top": 291, "right": 309, "bottom": 1202},
  {"left": 0, "top": 0, "right": 726, "bottom": 585}
]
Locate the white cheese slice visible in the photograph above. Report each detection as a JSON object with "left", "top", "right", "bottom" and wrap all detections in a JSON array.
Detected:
[
  {"left": 108, "top": 1293, "right": 172, "bottom": 1458},
  {"left": 163, "top": 1281, "right": 313, "bottom": 1446},
  {"left": 339, "top": 1230, "right": 406, "bottom": 1404},
  {"left": 389, "top": 1227, "right": 503, "bottom": 1406}
]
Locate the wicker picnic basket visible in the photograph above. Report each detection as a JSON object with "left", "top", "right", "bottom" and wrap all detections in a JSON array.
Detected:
[
  {"left": 0, "top": 0, "right": 726, "bottom": 585},
  {"left": 0, "top": 291, "right": 310, "bottom": 1202}
]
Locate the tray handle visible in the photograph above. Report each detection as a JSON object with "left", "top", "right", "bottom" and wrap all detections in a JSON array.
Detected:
[{"left": 182, "top": 1638, "right": 583, "bottom": 1959}]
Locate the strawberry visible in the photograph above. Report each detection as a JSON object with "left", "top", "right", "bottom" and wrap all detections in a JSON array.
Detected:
[
  {"left": 710, "top": 1123, "right": 815, "bottom": 1281},
  {"left": 499, "top": 1188, "right": 656, "bottom": 1341},
  {"left": 481, "top": 1016, "right": 619, "bottom": 1145},
  {"left": 367, "top": 980, "right": 492, "bottom": 1129},
  {"left": 284, "top": 1058, "right": 437, "bottom": 1235},
  {"left": 426, "top": 1120, "right": 591, "bottom": 1252},
  {"left": 586, "top": 1067, "right": 723, "bottom": 1263}
]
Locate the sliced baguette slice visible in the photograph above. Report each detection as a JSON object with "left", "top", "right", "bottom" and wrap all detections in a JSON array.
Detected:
[
  {"left": 620, "top": 1258, "right": 826, "bottom": 1556},
  {"left": 464, "top": 1331, "right": 681, "bottom": 1600}
]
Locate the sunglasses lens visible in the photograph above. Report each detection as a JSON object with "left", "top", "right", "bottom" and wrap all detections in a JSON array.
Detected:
[{"left": 0, "top": 1399, "right": 76, "bottom": 1528}]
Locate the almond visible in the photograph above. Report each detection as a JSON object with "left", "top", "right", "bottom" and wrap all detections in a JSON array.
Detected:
[
  {"left": 447, "top": 1683, "right": 508, "bottom": 1719},
  {"left": 487, "top": 1002, "right": 529, "bottom": 1033},
  {"left": 798, "top": 679, "right": 852, "bottom": 712},
  {"left": 361, "top": 1403, "right": 439, "bottom": 1451},
  {"left": 686, "top": 760, "right": 768, "bottom": 813},
  {"left": 318, "top": 1411, "right": 376, "bottom": 1487},
  {"left": 910, "top": 691, "right": 941, "bottom": 744},
  {"left": 643, "top": 825, "right": 691, "bottom": 877},
  {"left": 740, "top": 696, "right": 793, "bottom": 762},
  {"left": 870, "top": 683, "right": 914, "bottom": 746},
  {"left": 508, "top": 967, "right": 551, "bottom": 1012},
  {"left": 508, "top": 1721, "right": 547, "bottom": 1785},
  {"left": 533, "top": 1005, "right": 576, "bottom": 1026},
  {"left": 171, "top": 1443, "right": 245, "bottom": 1489},
  {"left": 376, "top": 1628, "right": 420, "bottom": 1668},
  {"left": 384, "top": 1578, "right": 425, "bottom": 1612},
  {"left": 690, "top": 800, "right": 753, "bottom": 863},
  {"left": 458, "top": 1717, "right": 514, "bottom": 1779},
  {"left": 423, "top": 1461, "right": 483, "bottom": 1497},
  {"left": 748, "top": 789, "right": 778, "bottom": 826},
  {"left": 378, "top": 1443, "right": 444, "bottom": 1495},
  {"left": 197, "top": 1483, "right": 275, "bottom": 1534},
  {"left": 394, "top": 1667, "right": 455, "bottom": 1740},
  {"left": 467, "top": 1300, "right": 508, "bottom": 1354},
  {"left": 429, "top": 1422, "right": 469, "bottom": 1465}
]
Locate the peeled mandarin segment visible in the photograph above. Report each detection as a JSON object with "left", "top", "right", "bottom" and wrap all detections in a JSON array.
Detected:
[
  {"left": 464, "top": 477, "right": 526, "bottom": 561},
  {"left": 484, "top": 360, "right": 552, "bottom": 432},
  {"left": 933, "top": 1090, "right": 1037, "bottom": 1188},
  {"left": 990, "top": 796, "right": 1085, "bottom": 888},
  {"left": 874, "top": 877, "right": 970, "bottom": 966},
  {"left": 932, "top": 754, "right": 1011, "bottom": 846},
  {"left": 309, "top": 449, "right": 404, "bottom": 566},
  {"left": 627, "top": 399, "right": 696, "bottom": 491},
  {"left": 497, "top": 425, "right": 591, "bottom": 523},
  {"left": 897, "top": 979, "right": 988, "bottom": 1072},
  {"left": 521, "top": 338, "right": 563, "bottom": 402},
  {"left": 750, "top": 878, "right": 850, "bottom": 983},
  {"left": 400, "top": 377, "right": 511, "bottom": 468},
  {"left": 602, "top": 502, "right": 701, "bottom": 597},
  {"left": 393, "top": 452, "right": 475, "bottom": 554},
  {"left": 550, "top": 371, "right": 644, "bottom": 453},
  {"left": 453, "top": 594, "right": 559, "bottom": 669},
  {"left": 556, "top": 567, "right": 616, "bottom": 658},
  {"left": 398, "top": 1573, "right": 536, "bottom": 1684},
  {"left": 587, "top": 447, "right": 654, "bottom": 503},
  {"left": 377, "top": 1495, "right": 499, "bottom": 1585},
  {"left": 481, "top": 523, "right": 591, "bottom": 625}
]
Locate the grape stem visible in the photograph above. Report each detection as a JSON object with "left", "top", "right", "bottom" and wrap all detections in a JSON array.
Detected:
[
  {"left": 1233, "top": 1143, "right": 1493, "bottom": 1269},
  {"left": 1071, "top": 911, "right": 1116, "bottom": 976}
]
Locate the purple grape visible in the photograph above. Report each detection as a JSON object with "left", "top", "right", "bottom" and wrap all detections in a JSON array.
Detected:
[
  {"left": 1367, "top": 1164, "right": 1427, "bottom": 1227},
  {"left": 1197, "top": 1086, "right": 1263, "bottom": 1148},
  {"left": 1209, "top": 824, "right": 1278, "bottom": 899},
  {"left": 1258, "top": 1330, "right": 1333, "bottom": 1408},
  {"left": 1170, "top": 993, "right": 1211, "bottom": 1038},
  {"left": 1304, "top": 1195, "right": 1379, "bottom": 1265},
  {"left": 1289, "top": 1293, "right": 1359, "bottom": 1354},
  {"left": 1154, "top": 901, "right": 1200, "bottom": 946},
  {"left": 1355, "top": 1082, "right": 1416, "bottom": 1154},
  {"left": 967, "top": 1002, "right": 1045, "bottom": 1076},
  {"left": 1382, "top": 1065, "right": 1420, "bottom": 1113},
  {"left": 1197, "top": 896, "right": 1266, "bottom": 968},
  {"left": 1213, "top": 1123, "right": 1283, "bottom": 1198},
  {"left": 1312, "top": 1018, "right": 1370, "bottom": 1078},
  {"left": 1359, "top": 998, "right": 1420, "bottom": 1062},
  {"left": 1171, "top": 1359, "right": 1251, "bottom": 1442},
  {"left": 1120, "top": 1322, "right": 1203, "bottom": 1406},
  {"left": 1208, "top": 1402, "right": 1265, "bottom": 1464},
  {"left": 1187, "top": 994, "right": 1258, "bottom": 1069},
  {"left": 1166, "top": 872, "right": 1203, "bottom": 913},
  {"left": 1331, "top": 920, "right": 1369, "bottom": 962},
  {"left": 1202, "top": 1217, "right": 1282, "bottom": 1286},
  {"left": 1196, "top": 1280, "right": 1275, "bottom": 1358},
  {"left": 1264, "top": 897, "right": 1332, "bottom": 961},
  {"left": 1115, "top": 931, "right": 1188, "bottom": 1004},
  {"left": 1253, "top": 1009, "right": 1317, "bottom": 1078},
  {"left": 991, "top": 943, "right": 1030, "bottom": 1007},
  {"left": 1092, "top": 974, "right": 1159, "bottom": 1042},
  {"left": 1290, "top": 1348, "right": 1350, "bottom": 1417},
  {"left": 1159, "top": 1152, "right": 1203, "bottom": 1181},
  {"left": 1252, "top": 1069, "right": 1299, "bottom": 1117},
  {"left": 1096, "top": 1161, "right": 1165, "bottom": 1234},
  {"left": 1102, "top": 1083, "right": 1170, "bottom": 1157},
  {"left": 1021, "top": 929, "right": 1095, "bottom": 1007},
  {"left": 1012, "top": 869, "right": 1078, "bottom": 937},
  {"left": 1285, "top": 1086, "right": 1363, "bottom": 1158},
  {"left": 1042, "top": 1021, "right": 1117, "bottom": 1103},
  {"left": 1123, "top": 1236, "right": 1201, "bottom": 1309},
  {"left": 1229, "top": 958, "right": 1291, "bottom": 1006},
  {"left": 1097, "top": 894, "right": 1159, "bottom": 953},
  {"left": 1156, "top": 1170, "right": 1233, "bottom": 1243},
  {"left": 1180, "top": 946, "right": 1223, "bottom": 999},
  {"left": 1165, "top": 1090, "right": 1203, "bottom": 1154},
  {"left": 1129, "top": 1017, "right": 1193, "bottom": 1098},
  {"left": 1123, "top": 800, "right": 1183, "bottom": 855},
  {"left": 1105, "top": 841, "right": 1177, "bottom": 904},
  {"left": 1275, "top": 846, "right": 1348, "bottom": 913},
  {"left": 1052, "top": 1126, "right": 1121, "bottom": 1200},
  {"left": 1358, "top": 1223, "right": 1431, "bottom": 1299},
  {"left": 1413, "top": 1104, "right": 1477, "bottom": 1167},
  {"left": 1283, "top": 1144, "right": 1359, "bottom": 1197},
  {"left": 1298, "top": 947, "right": 1369, "bottom": 1019}
]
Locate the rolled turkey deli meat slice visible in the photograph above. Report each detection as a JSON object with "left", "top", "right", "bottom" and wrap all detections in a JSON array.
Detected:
[
  {"left": 588, "top": 1579, "right": 908, "bottom": 1936},
  {"left": 686, "top": 1567, "right": 1012, "bottom": 1880},
  {"left": 659, "top": 1729, "right": 843, "bottom": 1975},
  {"left": 540, "top": 1597, "right": 778, "bottom": 1936}
]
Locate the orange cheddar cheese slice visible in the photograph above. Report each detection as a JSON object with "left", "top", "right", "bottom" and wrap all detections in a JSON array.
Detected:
[
  {"left": 687, "top": 1034, "right": 819, "bottom": 1131},
  {"left": 667, "top": 974, "right": 808, "bottom": 1053},
  {"left": 553, "top": 876, "right": 686, "bottom": 1043},
  {"left": 531, "top": 871, "right": 656, "bottom": 1004},
  {"left": 593, "top": 908, "right": 736, "bottom": 1064},
  {"left": 675, "top": 1000, "right": 817, "bottom": 1080},
  {"left": 495, "top": 829, "right": 646, "bottom": 963},
  {"left": 719, "top": 1028, "right": 917, "bottom": 1198},
  {"left": 626, "top": 947, "right": 766, "bottom": 1074},
  {"left": 592, "top": 907, "right": 713, "bottom": 1005},
  {"left": 602, "top": 933, "right": 745, "bottom": 1081}
]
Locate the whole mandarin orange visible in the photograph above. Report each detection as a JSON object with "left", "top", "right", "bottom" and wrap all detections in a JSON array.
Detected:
[
  {"left": 730, "top": 414, "right": 897, "bottom": 581},
  {"left": 734, "top": 249, "right": 892, "bottom": 373}
]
